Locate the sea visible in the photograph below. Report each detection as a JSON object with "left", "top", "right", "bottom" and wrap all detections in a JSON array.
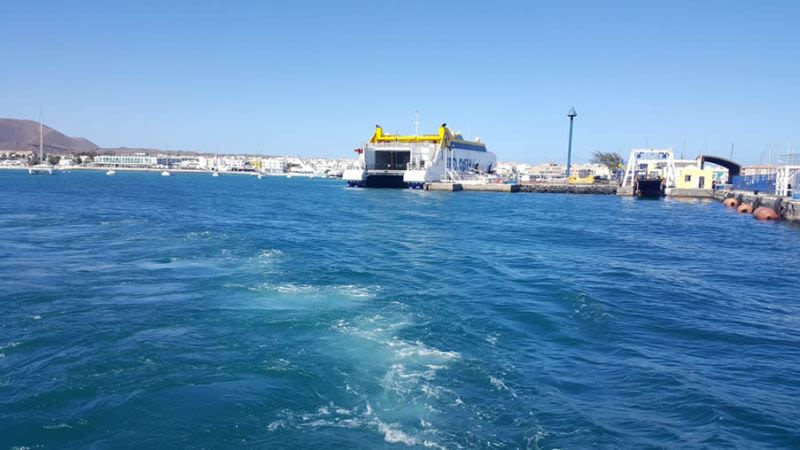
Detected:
[{"left": 1, "top": 169, "right": 799, "bottom": 449}]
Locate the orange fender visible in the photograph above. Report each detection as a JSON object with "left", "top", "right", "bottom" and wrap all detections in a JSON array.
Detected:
[
  {"left": 753, "top": 206, "right": 780, "bottom": 221},
  {"left": 723, "top": 198, "right": 740, "bottom": 208},
  {"left": 737, "top": 203, "right": 753, "bottom": 214}
]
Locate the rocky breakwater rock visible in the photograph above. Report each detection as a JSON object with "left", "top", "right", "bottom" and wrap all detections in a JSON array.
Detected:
[{"left": 520, "top": 183, "right": 617, "bottom": 195}]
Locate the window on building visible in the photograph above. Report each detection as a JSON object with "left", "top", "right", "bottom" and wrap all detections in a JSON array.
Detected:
[{"left": 685, "top": 175, "right": 692, "bottom": 182}]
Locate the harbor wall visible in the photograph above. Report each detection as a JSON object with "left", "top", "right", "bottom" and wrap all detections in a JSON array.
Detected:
[
  {"left": 668, "top": 188, "right": 716, "bottom": 199},
  {"left": 520, "top": 184, "right": 617, "bottom": 194},
  {"left": 423, "top": 183, "right": 519, "bottom": 192},
  {"left": 424, "top": 183, "right": 618, "bottom": 195},
  {"left": 716, "top": 190, "right": 800, "bottom": 223}
]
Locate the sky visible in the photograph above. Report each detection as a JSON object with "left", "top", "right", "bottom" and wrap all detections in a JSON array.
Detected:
[{"left": 1, "top": 0, "right": 798, "bottom": 164}]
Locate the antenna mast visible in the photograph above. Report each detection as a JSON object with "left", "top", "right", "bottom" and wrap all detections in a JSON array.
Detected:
[{"left": 414, "top": 111, "right": 419, "bottom": 136}]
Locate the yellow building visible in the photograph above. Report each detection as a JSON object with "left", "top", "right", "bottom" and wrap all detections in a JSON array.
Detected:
[{"left": 676, "top": 167, "right": 715, "bottom": 189}]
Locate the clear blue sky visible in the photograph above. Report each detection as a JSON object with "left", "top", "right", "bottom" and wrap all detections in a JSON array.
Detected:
[{"left": 1, "top": 0, "right": 798, "bottom": 164}]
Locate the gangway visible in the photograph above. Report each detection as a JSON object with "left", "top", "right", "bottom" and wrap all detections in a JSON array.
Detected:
[{"left": 621, "top": 148, "right": 676, "bottom": 195}]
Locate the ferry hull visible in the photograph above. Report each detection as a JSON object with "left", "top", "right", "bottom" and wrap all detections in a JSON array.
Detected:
[
  {"left": 636, "top": 179, "right": 664, "bottom": 198},
  {"left": 343, "top": 124, "right": 497, "bottom": 188},
  {"left": 366, "top": 174, "right": 406, "bottom": 188}
]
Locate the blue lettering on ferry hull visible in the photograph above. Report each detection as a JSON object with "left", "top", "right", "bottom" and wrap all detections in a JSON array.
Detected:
[
  {"left": 450, "top": 157, "right": 481, "bottom": 172},
  {"left": 451, "top": 142, "right": 487, "bottom": 152}
]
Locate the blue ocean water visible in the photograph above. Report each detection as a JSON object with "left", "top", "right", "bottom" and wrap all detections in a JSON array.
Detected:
[{"left": 1, "top": 170, "right": 799, "bottom": 449}]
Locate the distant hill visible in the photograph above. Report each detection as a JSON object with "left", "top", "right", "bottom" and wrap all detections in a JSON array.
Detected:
[
  {"left": 0, "top": 118, "right": 99, "bottom": 154},
  {"left": 0, "top": 118, "right": 250, "bottom": 157}
]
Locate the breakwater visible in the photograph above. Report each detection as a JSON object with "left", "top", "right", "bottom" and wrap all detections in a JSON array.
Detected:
[
  {"left": 716, "top": 190, "right": 800, "bottom": 223},
  {"left": 424, "top": 182, "right": 617, "bottom": 194},
  {"left": 519, "top": 183, "right": 617, "bottom": 194}
]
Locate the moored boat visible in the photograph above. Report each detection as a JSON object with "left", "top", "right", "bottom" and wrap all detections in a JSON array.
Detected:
[{"left": 343, "top": 123, "right": 497, "bottom": 188}]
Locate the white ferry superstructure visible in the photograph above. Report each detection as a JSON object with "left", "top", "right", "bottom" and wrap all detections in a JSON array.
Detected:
[{"left": 343, "top": 123, "right": 497, "bottom": 188}]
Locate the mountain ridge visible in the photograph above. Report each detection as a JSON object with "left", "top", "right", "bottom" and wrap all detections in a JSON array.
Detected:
[{"left": 0, "top": 118, "right": 99, "bottom": 154}]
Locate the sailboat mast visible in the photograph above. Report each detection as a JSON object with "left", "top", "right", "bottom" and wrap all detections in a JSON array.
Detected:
[{"left": 39, "top": 106, "right": 44, "bottom": 162}]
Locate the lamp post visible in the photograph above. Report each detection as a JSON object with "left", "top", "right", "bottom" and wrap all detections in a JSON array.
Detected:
[{"left": 566, "top": 107, "right": 577, "bottom": 178}]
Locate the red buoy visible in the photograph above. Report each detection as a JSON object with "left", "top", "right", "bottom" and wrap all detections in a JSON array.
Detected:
[
  {"left": 753, "top": 206, "right": 780, "bottom": 221},
  {"left": 723, "top": 198, "right": 740, "bottom": 208},
  {"left": 737, "top": 203, "right": 753, "bottom": 214}
]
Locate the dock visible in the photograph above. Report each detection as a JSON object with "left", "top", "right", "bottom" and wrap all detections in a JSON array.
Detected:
[
  {"left": 715, "top": 190, "right": 800, "bottom": 223},
  {"left": 424, "top": 183, "right": 519, "bottom": 192},
  {"left": 521, "top": 183, "right": 616, "bottom": 194},
  {"left": 423, "top": 182, "right": 618, "bottom": 194}
]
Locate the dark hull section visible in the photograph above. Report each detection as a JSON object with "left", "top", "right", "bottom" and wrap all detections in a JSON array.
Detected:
[
  {"left": 366, "top": 174, "right": 407, "bottom": 188},
  {"left": 636, "top": 179, "right": 664, "bottom": 198}
]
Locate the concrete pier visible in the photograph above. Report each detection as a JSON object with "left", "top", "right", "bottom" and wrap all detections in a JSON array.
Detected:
[
  {"left": 668, "top": 188, "right": 716, "bottom": 199},
  {"left": 423, "top": 183, "right": 519, "bottom": 192},
  {"left": 425, "top": 182, "right": 613, "bottom": 194},
  {"left": 462, "top": 183, "right": 519, "bottom": 192},
  {"left": 616, "top": 186, "right": 634, "bottom": 196},
  {"left": 617, "top": 187, "right": 717, "bottom": 198},
  {"left": 716, "top": 190, "right": 800, "bottom": 223},
  {"left": 424, "top": 182, "right": 462, "bottom": 191}
]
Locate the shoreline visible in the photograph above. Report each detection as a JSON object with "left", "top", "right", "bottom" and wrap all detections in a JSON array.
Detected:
[{"left": 0, "top": 165, "right": 302, "bottom": 177}]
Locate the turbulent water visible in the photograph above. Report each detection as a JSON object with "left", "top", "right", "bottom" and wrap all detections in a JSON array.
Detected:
[{"left": 1, "top": 170, "right": 799, "bottom": 449}]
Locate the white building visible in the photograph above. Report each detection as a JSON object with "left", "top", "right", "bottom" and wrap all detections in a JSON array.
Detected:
[
  {"left": 94, "top": 154, "right": 159, "bottom": 166},
  {"left": 570, "top": 163, "right": 612, "bottom": 178},
  {"left": 527, "top": 162, "right": 566, "bottom": 179},
  {"left": 260, "top": 157, "right": 287, "bottom": 174},
  {"left": 494, "top": 162, "right": 517, "bottom": 176}
]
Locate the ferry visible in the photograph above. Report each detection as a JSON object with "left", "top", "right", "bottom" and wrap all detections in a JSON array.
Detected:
[{"left": 343, "top": 124, "right": 497, "bottom": 188}]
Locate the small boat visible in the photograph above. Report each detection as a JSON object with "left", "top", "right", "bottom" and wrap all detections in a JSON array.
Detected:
[
  {"left": 212, "top": 171, "right": 220, "bottom": 177},
  {"left": 286, "top": 174, "right": 293, "bottom": 179},
  {"left": 161, "top": 170, "right": 172, "bottom": 177},
  {"left": 28, "top": 165, "right": 54, "bottom": 175},
  {"left": 257, "top": 173, "right": 263, "bottom": 179},
  {"left": 106, "top": 170, "right": 116, "bottom": 176}
]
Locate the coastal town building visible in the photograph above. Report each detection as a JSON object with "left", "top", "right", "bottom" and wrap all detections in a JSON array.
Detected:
[
  {"left": 571, "top": 163, "right": 611, "bottom": 178},
  {"left": 520, "top": 162, "right": 610, "bottom": 180},
  {"left": 675, "top": 166, "right": 716, "bottom": 189},
  {"left": 94, "top": 154, "right": 159, "bottom": 166},
  {"left": 526, "top": 162, "right": 566, "bottom": 179},
  {"left": 260, "top": 157, "right": 287, "bottom": 174}
]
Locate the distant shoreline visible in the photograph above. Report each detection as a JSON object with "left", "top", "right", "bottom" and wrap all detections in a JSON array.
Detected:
[{"left": 0, "top": 166, "right": 293, "bottom": 176}]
